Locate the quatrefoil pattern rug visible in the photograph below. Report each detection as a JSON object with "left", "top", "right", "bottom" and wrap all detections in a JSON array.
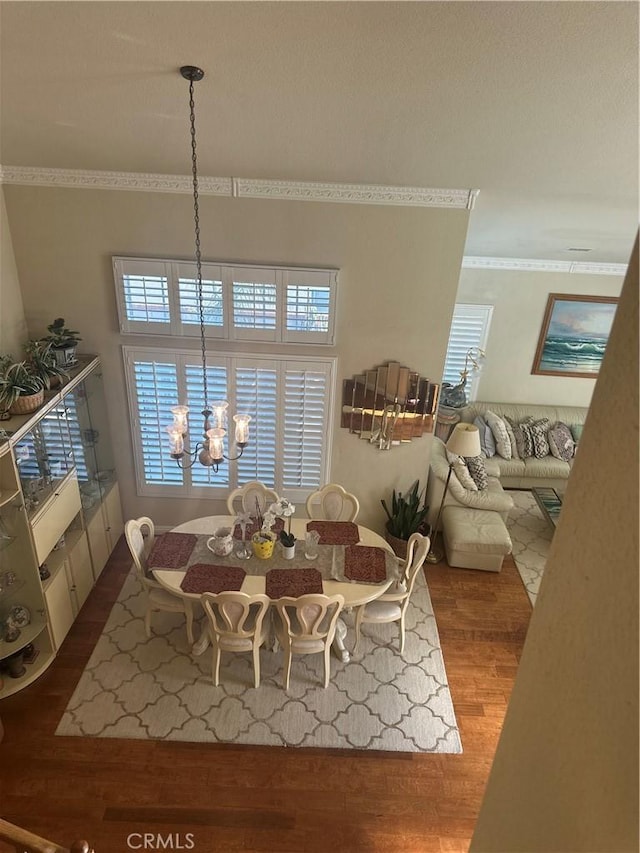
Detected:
[
  {"left": 56, "top": 570, "right": 461, "bottom": 753},
  {"left": 506, "top": 490, "right": 553, "bottom": 606}
]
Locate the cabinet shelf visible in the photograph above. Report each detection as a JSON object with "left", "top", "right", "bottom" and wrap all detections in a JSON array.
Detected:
[
  {"left": 0, "top": 636, "right": 55, "bottom": 699},
  {"left": 0, "top": 619, "right": 48, "bottom": 663},
  {"left": 0, "top": 488, "right": 20, "bottom": 509}
]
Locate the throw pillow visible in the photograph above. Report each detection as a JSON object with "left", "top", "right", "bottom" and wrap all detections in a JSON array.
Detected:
[
  {"left": 484, "top": 410, "right": 512, "bottom": 459},
  {"left": 548, "top": 421, "right": 575, "bottom": 462},
  {"left": 503, "top": 417, "right": 520, "bottom": 459},
  {"left": 466, "top": 454, "right": 488, "bottom": 490},
  {"left": 446, "top": 450, "right": 479, "bottom": 491},
  {"left": 570, "top": 423, "right": 584, "bottom": 443},
  {"left": 530, "top": 417, "right": 550, "bottom": 458},
  {"left": 506, "top": 415, "right": 534, "bottom": 458},
  {"left": 473, "top": 415, "right": 496, "bottom": 458}
]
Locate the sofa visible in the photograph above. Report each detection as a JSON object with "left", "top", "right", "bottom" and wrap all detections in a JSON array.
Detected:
[{"left": 457, "top": 402, "right": 588, "bottom": 490}]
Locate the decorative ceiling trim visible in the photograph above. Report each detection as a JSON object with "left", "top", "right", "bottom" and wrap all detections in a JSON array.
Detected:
[
  {"left": 0, "top": 165, "right": 476, "bottom": 210},
  {"left": 462, "top": 256, "right": 627, "bottom": 276}
]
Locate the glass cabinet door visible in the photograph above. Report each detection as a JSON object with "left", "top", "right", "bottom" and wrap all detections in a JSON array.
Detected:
[{"left": 80, "top": 367, "right": 115, "bottom": 500}]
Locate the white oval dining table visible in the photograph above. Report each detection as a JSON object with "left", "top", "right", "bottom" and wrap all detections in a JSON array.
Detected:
[{"left": 153, "top": 515, "right": 397, "bottom": 663}]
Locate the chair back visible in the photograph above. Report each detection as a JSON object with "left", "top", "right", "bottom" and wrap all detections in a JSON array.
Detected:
[
  {"left": 202, "top": 591, "right": 270, "bottom": 644},
  {"left": 275, "top": 594, "right": 344, "bottom": 646},
  {"left": 226, "top": 480, "right": 280, "bottom": 516},
  {"left": 397, "top": 532, "right": 430, "bottom": 606},
  {"left": 124, "top": 517, "right": 156, "bottom": 585},
  {"left": 305, "top": 484, "right": 360, "bottom": 522}
]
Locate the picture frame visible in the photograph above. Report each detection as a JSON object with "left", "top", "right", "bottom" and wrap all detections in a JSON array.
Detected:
[{"left": 531, "top": 293, "right": 618, "bottom": 378}]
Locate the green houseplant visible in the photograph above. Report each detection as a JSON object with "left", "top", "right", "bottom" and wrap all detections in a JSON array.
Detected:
[
  {"left": 24, "top": 340, "right": 68, "bottom": 390},
  {"left": 0, "top": 358, "right": 45, "bottom": 416},
  {"left": 381, "top": 480, "right": 430, "bottom": 558},
  {"left": 42, "top": 318, "right": 82, "bottom": 368}
]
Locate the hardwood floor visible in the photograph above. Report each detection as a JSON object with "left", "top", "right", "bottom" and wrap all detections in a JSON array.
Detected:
[{"left": 0, "top": 537, "right": 531, "bottom": 853}]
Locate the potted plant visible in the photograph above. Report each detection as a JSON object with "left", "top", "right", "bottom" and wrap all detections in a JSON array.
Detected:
[
  {"left": 42, "top": 318, "right": 82, "bottom": 368},
  {"left": 251, "top": 505, "right": 277, "bottom": 560},
  {"left": 381, "top": 479, "right": 430, "bottom": 559},
  {"left": 24, "top": 340, "right": 68, "bottom": 390},
  {"left": 0, "top": 358, "right": 45, "bottom": 417},
  {"left": 271, "top": 498, "right": 297, "bottom": 559}
]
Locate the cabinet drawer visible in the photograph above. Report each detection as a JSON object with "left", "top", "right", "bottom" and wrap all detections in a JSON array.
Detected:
[
  {"left": 32, "top": 474, "right": 81, "bottom": 565},
  {"left": 45, "top": 563, "right": 74, "bottom": 650}
]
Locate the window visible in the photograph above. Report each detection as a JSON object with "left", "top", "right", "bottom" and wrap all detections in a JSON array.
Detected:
[
  {"left": 123, "top": 347, "right": 335, "bottom": 501},
  {"left": 442, "top": 304, "right": 493, "bottom": 401},
  {"left": 114, "top": 257, "right": 337, "bottom": 345}
]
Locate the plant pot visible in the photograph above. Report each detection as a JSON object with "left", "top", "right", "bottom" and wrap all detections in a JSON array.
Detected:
[
  {"left": 251, "top": 532, "right": 276, "bottom": 560},
  {"left": 52, "top": 344, "right": 78, "bottom": 368},
  {"left": 9, "top": 389, "right": 45, "bottom": 415},
  {"left": 281, "top": 543, "right": 296, "bottom": 560},
  {"left": 384, "top": 522, "right": 432, "bottom": 560}
]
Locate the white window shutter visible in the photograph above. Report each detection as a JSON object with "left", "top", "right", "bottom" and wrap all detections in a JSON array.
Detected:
[
  {"left": 282, "top": 365, "right": 330, "bottom": 490},
  {"left": 442, "top": 304, "right": 493, "bottom": 400},
  {"left": 234, "top": 361, "right": 278, "bottom": 487}
]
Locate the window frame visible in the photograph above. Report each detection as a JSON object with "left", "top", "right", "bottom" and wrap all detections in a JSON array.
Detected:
[{"left": 114, "top": 256, "right": 338, "bottom": 346}]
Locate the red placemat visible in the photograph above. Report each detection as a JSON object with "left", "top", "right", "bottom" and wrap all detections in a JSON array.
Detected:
[
  {"left": 233, "top": 518, "right": 284, "bottom": 539},
  {"left": 343, "top": 545, "right": 387, "bottom": 583},
  {"left": 265, "top": 568, "right": 323, "bottom": 599},
  {"left": 306, "top": 521, "right": 360, "bottom": 545},
  {"left": 148, "top": 533, "right": 197, "bottom": 569},
  {"left": 180, "top": 564, "right": 247, "bottom": 594}
]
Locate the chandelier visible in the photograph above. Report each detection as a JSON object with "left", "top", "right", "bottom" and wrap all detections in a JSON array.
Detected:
[{"left": 166, "top": 65, "right": 250, "bottom": 470}]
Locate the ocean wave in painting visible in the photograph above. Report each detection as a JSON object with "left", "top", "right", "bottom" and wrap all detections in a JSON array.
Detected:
[{"left": 540, "top": 335, "right": 607, "bottom": 372}]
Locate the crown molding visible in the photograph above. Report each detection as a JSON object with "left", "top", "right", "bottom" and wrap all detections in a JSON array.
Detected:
[
  {"left": 462, "top": 255, "right": 627, "bottom": 276},
  {"left": 0, "top": 165, "right": 476, "bottom": 210}
]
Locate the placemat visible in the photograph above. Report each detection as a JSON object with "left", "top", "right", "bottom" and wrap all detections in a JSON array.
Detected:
[
  {"left": 265, "top": 568, "right": 323, "bottom": 599},
  {"left": 233, "top": 518, "right": 284, "bottom": 539},
  {"left": 148, "top": 533, "right": 197, "bottom": 569},
  {"left": 306, "top": 521, "right": 360, "bottom": 545},
  {"left": 343, "top": 545, "right": 388, "bottom": 583},
  {"left": 180, "top": 564, "right": 247, "bottom": 594}
]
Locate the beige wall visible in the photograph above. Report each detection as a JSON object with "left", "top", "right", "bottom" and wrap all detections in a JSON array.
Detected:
[
  {"left": 471, "top": 239, "right": 639, "bottom": 851},
  {"left": 457, "top": 267, "right": 624, "bottom": 406},
  {"left": 0, "top": 189, "right": 28, "bottom": 356},
  {"left": 3, "top": 185, "right": 469, "bottom": 529}
]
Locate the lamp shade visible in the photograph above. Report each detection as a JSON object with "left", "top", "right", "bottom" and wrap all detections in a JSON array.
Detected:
[{"left": 446, "top": 423, "right": 481, "bottom": 458}]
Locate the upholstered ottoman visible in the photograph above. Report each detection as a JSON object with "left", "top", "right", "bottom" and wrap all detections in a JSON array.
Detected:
[{"left": 442, "top": 506, "right": 512, "bottom": 572}]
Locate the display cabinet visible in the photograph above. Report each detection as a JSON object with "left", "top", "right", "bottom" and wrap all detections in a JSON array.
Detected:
[{"left": 0, "top": 357, "right": 122, "bottom": 697}]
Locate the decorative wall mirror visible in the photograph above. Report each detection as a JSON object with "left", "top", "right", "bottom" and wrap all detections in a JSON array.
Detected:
[{"left": 341, "top": 361, "right": 440, "bottom": 450}]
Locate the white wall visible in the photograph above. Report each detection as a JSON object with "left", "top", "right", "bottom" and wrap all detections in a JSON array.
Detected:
[
  {"left": 470, "top": 239, "right": 639, "bottom": 852},
  {"left": 3, "top": 185, "right": 469, "bottom": 530},
  {"left": 457, "top": 267, "right": 623, "bottom": 406},
  {"left": 0, "top": 189, "right": 28, "bottom": 357}
]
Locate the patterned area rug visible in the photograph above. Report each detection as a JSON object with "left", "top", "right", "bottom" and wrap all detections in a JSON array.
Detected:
[
  {"left": 506, "top": 489, "right": 552, "bottom": 606},
  {"left": 56, "top": 569, "right": 462, "bottom": 753}
]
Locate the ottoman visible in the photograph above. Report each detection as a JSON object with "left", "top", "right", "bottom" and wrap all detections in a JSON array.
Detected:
[{"left": 442, "top": 506, "right": 512, "bottom": 572}]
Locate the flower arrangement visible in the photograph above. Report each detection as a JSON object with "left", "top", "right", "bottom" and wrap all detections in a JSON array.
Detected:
[{"left": 268, "top": 498, "right": 296, "bottom": 547}]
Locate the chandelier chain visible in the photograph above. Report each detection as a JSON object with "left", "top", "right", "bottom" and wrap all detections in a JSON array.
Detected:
[{"left": 187, "top": 76, "right": 209, "bottom": 410}]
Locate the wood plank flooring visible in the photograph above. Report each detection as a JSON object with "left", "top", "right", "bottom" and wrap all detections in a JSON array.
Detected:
[{"left": 0, "top": 537, "right": 531, "bottom": 853}]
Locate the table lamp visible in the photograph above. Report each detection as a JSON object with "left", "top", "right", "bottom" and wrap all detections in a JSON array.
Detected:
[{"left": 426, "top": 423, "right": 482, "bottom": 564}]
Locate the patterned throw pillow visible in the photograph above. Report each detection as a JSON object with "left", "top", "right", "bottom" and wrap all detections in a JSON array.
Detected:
[
  {"left": 473, "top": 415, "right": 496, "bottom": 458},
  {"left": 466, "top": 455, "right": 488, "bottom": 490},
  {"left": 503, "top": 417, "right": 520, "bottom": 459},
  {"left": 530, "top": 417, "right": 550, "bottom": 458},
  {"left": 548, "top": 422, "right": 575, "bottom": 462},
  {"left": 484, "top": 410, "right": 512, "bottom": 459},
  {"left": 506, "top": 415, "right": 534, "bottom": 458},
  {"left": 446, "top": 450, "right": 479, "bottom": 491}
]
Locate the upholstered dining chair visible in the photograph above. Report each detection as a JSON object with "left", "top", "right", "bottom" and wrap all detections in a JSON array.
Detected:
[
  {"left": 305, "top": 483, "right": 360, "bottom": 522},
  {"left": 124, "top": 517, "right": 195, "bottom": 645},
  {"left": 201, "top": 591, "right": 271, "bottom": 688},
  {"left": 353, "top": 531, "right": 430, "bottom": 656},
  {"left": 226, "top": 480, "right": 280, "bottom": 516},
  {"left": 273, "top": 594, "right": 345, "bottom": 689}
]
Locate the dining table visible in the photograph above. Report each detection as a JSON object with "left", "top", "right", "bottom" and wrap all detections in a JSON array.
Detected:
[{"left": 151, "top": 515, "right": 401, "bottom": 663}]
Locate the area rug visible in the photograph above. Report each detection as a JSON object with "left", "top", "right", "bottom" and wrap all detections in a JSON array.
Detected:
[
  {"left": 56, "top": 569, "right": 462, "bottom": 754},
  {"left": 506, "top": 490, "right": 552, "bottom": 606}
]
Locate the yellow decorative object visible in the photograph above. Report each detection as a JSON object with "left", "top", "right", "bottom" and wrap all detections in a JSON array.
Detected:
[{"left": 251, "top": 532, "right": 276, "bottom": 559}]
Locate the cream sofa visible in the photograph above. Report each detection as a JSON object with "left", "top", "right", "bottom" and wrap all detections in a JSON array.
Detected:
[{"left": 457, "top": 402, "right": 588, "bottom": 490}]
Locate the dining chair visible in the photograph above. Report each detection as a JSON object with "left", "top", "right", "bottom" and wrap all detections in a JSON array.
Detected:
[
  {"left": 124, "top": 517, "right": 195, "bottom": 645},
  {"left": 226, "top": 480, "right": 280, "bottom": 516},
  {"left": 305, "top": 483, "right": 360, "bottom": 522},
  {"left": 201, "top": 591, "right": 271, "bottom": 688},
  {"left": 353, "top": 532, "right": 430, "bottom": 656},
  {"left": 273, "top": 594, "right": 345, "bottom": 689}
]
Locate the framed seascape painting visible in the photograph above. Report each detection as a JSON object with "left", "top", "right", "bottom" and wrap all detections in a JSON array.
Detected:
[{"left": 532, "top": 293, "right": 618, "bottom": 378}]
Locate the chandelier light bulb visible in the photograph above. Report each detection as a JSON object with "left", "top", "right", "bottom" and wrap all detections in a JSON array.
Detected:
[{"left": 233, "top": 414, "right": 251, "bottom": 446}]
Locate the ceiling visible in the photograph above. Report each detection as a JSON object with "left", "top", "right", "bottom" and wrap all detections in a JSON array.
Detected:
[{"left": 1, "top": 1, "right": 638, "bottom": 264}]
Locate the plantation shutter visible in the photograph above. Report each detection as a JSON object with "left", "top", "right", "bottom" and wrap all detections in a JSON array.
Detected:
[
  {"left": 114, "top": 258, "right": 173, "bottom": 334},
  {"left": 282, "top": 365, "right": 330, "bottom": 491},
  {"left": 442, "top": 304, "right": 493, "bottom": 400},
  {"left": 234, "top": 360, "right": 278, "bottom": 487},
  {"left": 131, "top": 359, "right": 183, "bottom": 486},
  {"left": 231, "top": 268, "right": 278, "bottom": 342},
  {"left": 175, "top": 262, "right": 226, "bottom": 339}
]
